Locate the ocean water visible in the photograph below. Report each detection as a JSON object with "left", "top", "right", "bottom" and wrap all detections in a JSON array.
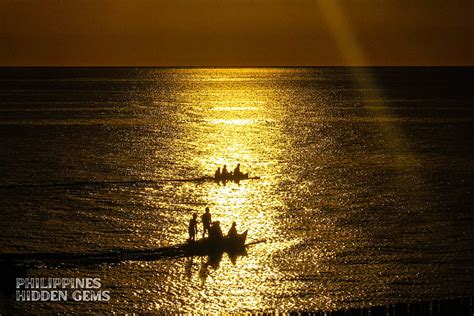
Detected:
[{"left": 0, "top": 67, "right": 473, "bottom": 313}]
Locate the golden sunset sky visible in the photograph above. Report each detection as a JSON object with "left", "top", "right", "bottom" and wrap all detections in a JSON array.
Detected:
[{"left": 1, "top": 0, "right": 473, "bottom": 66}]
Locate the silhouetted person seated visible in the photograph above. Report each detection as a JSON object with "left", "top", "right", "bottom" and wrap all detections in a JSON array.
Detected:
[
  {"left": 221, "top": 165, "right": 229, "bottom": 178},
  {"left": 201, "top": 207, "right": 212, "bottom": 238},
  {"left": 233, "top": 164, "right": 241, "bottom": 177},
  {"left": 214, "top": 167, "right": 221, "bottom": 179},
  {"left": 227, "top": 221, "right": 238, "bottom": 239},
  {"left": 188, "top": 213, "right": 198, "bottom": 242},
  {"left": 208, "top": 221, "right": 223, "bottom": 241}
]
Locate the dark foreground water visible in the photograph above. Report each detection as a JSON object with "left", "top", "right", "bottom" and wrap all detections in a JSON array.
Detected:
[{"left": 0, "top": 67, "right": 473, "bottom": 313}]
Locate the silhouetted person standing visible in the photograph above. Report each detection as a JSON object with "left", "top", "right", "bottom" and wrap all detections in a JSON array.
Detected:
[
  {"left": 201, "top": 207, "right": 212, "bottom": 237},
  {"left": 227, "top": 221, "right": 238, "bottom": 239},
  {"left": 188, "top": 213, "right": 198, "bottom": 241},
  {"left": 214, "top": 167, "right": 221, "bottom": 180}
]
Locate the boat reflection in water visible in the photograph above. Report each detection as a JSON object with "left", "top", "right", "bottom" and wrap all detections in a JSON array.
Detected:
[{"left": 185, "top": 244, "right": 248, "bottom": 285}]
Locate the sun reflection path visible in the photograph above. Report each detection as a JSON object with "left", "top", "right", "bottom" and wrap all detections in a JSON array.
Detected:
[
  {"left": 185, "top": 70, "right": 283, "bottom": 239},
  {"left": 172, "top": 69, "right": 296, "bottom": 311}
]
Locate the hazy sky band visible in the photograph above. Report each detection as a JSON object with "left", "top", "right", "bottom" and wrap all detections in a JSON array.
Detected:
[{"left": 1, "top": 0, "right": 473, "bottom": 66}]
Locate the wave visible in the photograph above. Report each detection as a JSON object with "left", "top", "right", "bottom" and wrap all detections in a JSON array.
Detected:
[
  {"left": 0, "top": 180, "right": 158, "bottom": 189},
  {"left": 0, "top": 246, "right": 187, "bottom": 266},
  {"left": 0, "top": 239, "right": 264, "bottom": 267},
  {"left": 0, "top": 176, "right": 261, "bottom": 189}
]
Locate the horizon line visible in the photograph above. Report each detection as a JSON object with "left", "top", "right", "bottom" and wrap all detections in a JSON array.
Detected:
[{"left": 0, "top": 65, "right": 473, "bottom": 68}]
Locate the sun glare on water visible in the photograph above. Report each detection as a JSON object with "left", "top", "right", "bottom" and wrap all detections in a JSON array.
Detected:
[{"left": 144, "top": 69, "right": 302, "bottom": 311}]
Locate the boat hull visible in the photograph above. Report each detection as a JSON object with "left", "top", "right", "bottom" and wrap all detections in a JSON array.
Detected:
[
  {"left": 185, "top": 230, "right": 248, "bottom": 255},
  {"left": 215, "top": 173, "right": 249, "bottom": 182}
]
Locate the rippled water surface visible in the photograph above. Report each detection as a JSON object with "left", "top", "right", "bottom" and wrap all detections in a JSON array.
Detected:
[{"left": 0, "top": 67, "right": 473, "bottom": 313}]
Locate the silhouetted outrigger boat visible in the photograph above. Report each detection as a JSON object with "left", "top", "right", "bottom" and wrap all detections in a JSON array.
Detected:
[
  {"left": 184, "top": 230, "right": 248, "bottom": 256},
  {"left": 165, "top": 174, "right": 260, "bottom": 183},
  {"left": 215, "top": 172, "right": 250, "bottom": 182},
  {"left": 0, "top": 231, "right": 249, "bottom": 268}
]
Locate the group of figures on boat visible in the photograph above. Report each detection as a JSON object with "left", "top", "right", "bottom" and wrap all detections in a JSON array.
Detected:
[
  {"left": 187, "top": 207, "right": 247, "bottom": 254},
  {"left": 184, "top": 163, "right": 250, "bottom": 253},
  {"left": 214, "top": 163, "right": 248, "bottom": 181}
]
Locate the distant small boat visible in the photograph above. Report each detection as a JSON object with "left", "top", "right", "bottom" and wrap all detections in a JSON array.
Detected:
[
  {"left": 162, "top": 174, "right": 259, "bottom": 183},
  {"left": 215, "top": 172, "right": 250, "bottom": 182},
  {"left": 184, "top": 231, "right": 248, "bottom": 256}
]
